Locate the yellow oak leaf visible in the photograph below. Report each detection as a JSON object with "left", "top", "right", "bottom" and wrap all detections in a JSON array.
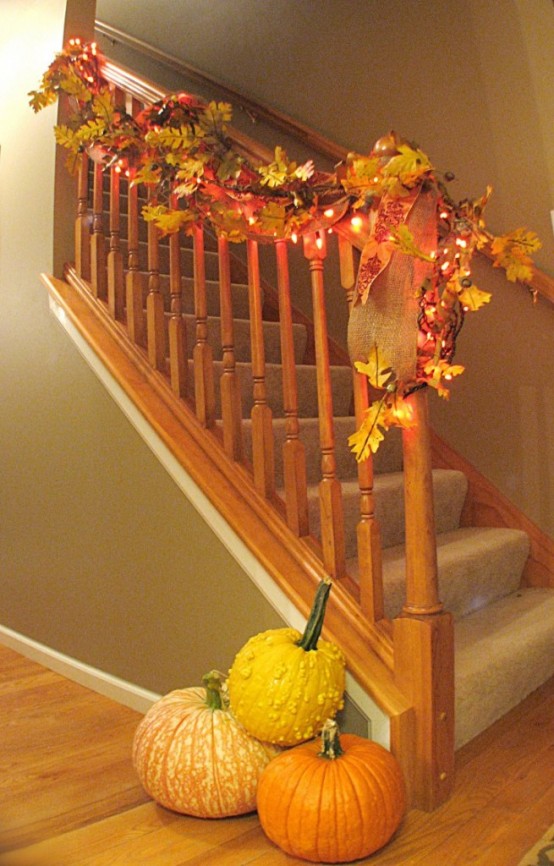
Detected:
[
  {"left": 258, "top": 146, "right": 297, "bottom": 189},
  {"left": 28, "top": 88, "right": 57, "bottom": 112},
  {"left": 457, "top": 282, "right": 492, "bottom": 311},
  {"left": 258, "top": 201, "right": 287, "bottom": 236},
  {"left": 348, "top": 400, "right": 388, "bottom": 461},
  {"left": 423, "top": 361, "right": 464, "bottom": 398},
  {"left": 389, "top": 224, "right": 436, "bottom": 263},
  {"left": 199, "top": 101, "right": 233, "bottom": 133},
  {"left": 342, "top": 154, "right": 381, "bottom": 192},
  {"left": 91, "top": 89, "right": 115, "bottom": 124},
  {"left": 141, "top": 204, "right": 195, "bottom": 235},
  {"left": 491, "top": 228, "right": 541, "bottom": 284},
  {"left": 54, "top": 124, "right": 78, "bottom": 150},
  {"left": 382, "top": 144, "right": 433, "bottom": 188},
  {"left": 354, "top": 344, "right": 394, "bottom": 390}
]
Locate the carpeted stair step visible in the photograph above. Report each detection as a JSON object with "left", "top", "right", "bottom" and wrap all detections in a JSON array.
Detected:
[
  {"left": 188, "top": 359, "right": 353, "bottom": 419},
  {"left": 238, "top": 416, "right": 403, "bottom": 487},
  {"left": 133, "top": 240, "right": 237, "bottom": 282},
  {"left": 162, "top": 313, "right": 307, "bottom": 365},
  {"left": 455, "top": 587, "right": 554, "bottom": 747},
  {"left": 346, "top": 526, "right": 529, "bottom": 620},
  {"left": 306, "top": 468, "right": 468, "bottom": 557},
  {"left": 141, "top": 274, "right": 253, "bottom": 319}
]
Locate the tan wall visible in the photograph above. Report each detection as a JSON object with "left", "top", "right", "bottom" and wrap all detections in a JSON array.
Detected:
[
  {"left": 0, "top": 0, "right": 286, "bottom": 696},
  {"left": 96, "top": 0, "right": 554, "bottom": 536}
]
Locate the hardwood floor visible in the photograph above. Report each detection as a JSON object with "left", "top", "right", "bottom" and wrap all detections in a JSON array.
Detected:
[{"left": 1, "top": 644, "right": 553, "bottom": 865}]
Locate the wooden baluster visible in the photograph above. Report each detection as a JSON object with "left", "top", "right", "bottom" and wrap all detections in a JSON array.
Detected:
[
  {"left": 218, "top": 235, "right": 243, "bottom": 460},
  {"left": 168, "top": 194, "right": 187, "bottom": 398},
  {"left": 247, "top": 239, "right": 274, "bottom": 497},
  {"left": 354, "top": 373, "right": 385, "bottom": 621},
  {"left": 394, "top": 387, "right": 455, "bottom": 809},
  {"left": 90, "top": 162, "right": 106, "bottom": 299},
  {"left": 192, "top": 224, "right": 215, "bottom": 427},
  {"left": 125, "top": 168, "right": 145, "bottom": 346},
  {"left": 340, "top": 233, "right": 384, "bottom": 621},
  {"left": 125, "top": 96, "right": 145, "bottom": 346},
  {"left": 107, "top": 163, "right": 124, "bottom": 319},
  {"left": 146, "top": 189, "right": 166, "bottom": 371},
  {"left": 275, "top": 239, "right": 309, "bottom": 536},
  {"left": 75, "top": 152, "right": 90, "bottom": 280},
  {"left": 303, "top": 231, "right": 345, "bottom": 577}
]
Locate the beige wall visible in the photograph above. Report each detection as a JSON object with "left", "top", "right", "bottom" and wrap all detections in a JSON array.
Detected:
[
  {"left": 96, "top": 0, "right": 554, "bottom": 536},
  {"left": 0, "top": 0, "right": 286, "bottom": 695}
]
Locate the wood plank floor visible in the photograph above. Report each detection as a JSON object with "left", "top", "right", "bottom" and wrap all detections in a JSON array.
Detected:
[{"left": 1, "top": 644, "right": 553, "bottom": 865}]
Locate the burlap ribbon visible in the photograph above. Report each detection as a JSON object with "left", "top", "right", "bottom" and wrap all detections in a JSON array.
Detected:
[{"left": 348, "top": 188, "right": 438, "bottom": 383}]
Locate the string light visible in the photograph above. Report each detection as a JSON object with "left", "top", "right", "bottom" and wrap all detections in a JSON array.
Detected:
[{"left": 323, "top": 208, "right": 334, "bottom": 218}]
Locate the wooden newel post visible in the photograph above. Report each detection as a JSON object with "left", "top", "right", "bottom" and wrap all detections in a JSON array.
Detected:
[
  {"left": 394, "top": 386, "right": 455, "bottom": 810},
  {"left": 402, "top": 388, "right": 441, "bottom": 615},
  {"left": 303, "top": 231, "right": 345, "bottom": 578}
]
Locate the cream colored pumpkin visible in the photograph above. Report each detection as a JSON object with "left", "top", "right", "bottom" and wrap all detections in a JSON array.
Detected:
[{"left": 132, "top": 672, "right": 279, "bottom": 818}]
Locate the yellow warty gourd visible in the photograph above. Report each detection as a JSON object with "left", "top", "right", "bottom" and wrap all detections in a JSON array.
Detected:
[{"left": 227, "top": 580, "right": 346, "bottom": 746}]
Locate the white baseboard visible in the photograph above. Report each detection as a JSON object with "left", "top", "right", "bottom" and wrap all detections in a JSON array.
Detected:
[{"left": 0, "top": 625, "right": 160, "bottom": 713}]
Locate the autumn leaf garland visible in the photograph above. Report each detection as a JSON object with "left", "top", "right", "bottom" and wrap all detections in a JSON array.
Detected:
[{"left": 30, "top": 39, "right": 542, "bottom": 456}]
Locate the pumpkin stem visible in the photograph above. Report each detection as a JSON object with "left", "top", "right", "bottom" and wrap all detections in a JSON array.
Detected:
[
  {"left": 296, "top": 579, "right": 332, "bottom": 652},
  {"left": 319, "top": 719, "right": 344, "bottom": 760},
  {"left": 202, "top": 670, "right": 229, "bottom": 712}
]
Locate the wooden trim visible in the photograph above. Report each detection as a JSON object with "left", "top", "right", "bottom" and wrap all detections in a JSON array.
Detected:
[
  {"left": 95, "top": 20, "right": 346, "bottom": 164},
  {"left": 431, "top": 430, "right": 554, "bottom": 588},
  {"left": 480, "top": 244, "right": 554, "bottom": 306},
  {"left": 44, "top": 271, "right": 413, "bottom": 727}
]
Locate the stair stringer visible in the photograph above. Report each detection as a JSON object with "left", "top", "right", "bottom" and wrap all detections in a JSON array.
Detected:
[{"left": 43, "top": 271, "right": 415, "bottom": 767}]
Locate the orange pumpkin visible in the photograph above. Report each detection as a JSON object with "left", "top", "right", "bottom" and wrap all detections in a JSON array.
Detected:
[
  {"left": 132, "top": 671, "right": 278, "bottom": 818},
  {"left": 256, "top": 719, "right": 406, "bottom": 863}
]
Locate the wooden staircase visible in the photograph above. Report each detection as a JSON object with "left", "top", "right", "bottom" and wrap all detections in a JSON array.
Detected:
[{"left": 44, "top": 55, "right": 554, "bottom": 813}]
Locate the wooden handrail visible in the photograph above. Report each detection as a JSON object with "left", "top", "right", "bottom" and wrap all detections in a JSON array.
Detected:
[
  {"left": 95, "top": 20, "right": 345, "bottom": 164},
  {"left": 96, "top": 21, "right": 554, "bottom": 306}
]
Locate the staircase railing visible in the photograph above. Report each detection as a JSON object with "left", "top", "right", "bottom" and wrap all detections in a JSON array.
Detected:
[{"left": 50, "top": 56, "right": 455, "bottom": 811}]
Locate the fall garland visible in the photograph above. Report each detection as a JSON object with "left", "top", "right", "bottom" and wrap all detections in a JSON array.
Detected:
[{"left": 30, "top": 38, "right": 541, "bottom": 456}]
